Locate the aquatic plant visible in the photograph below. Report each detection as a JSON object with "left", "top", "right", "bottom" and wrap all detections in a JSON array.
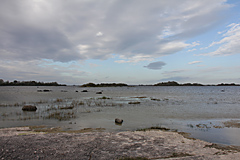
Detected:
[
  {"left": 46, "top": 105, "right": 57, "bottom": 111},
  {"left": 85, "top": 99, "right": 93, "bottom": 106},
  {"left": 98, "top": 96, "right": 111, "bottom": 100},
  {"left": 78, "top": 101, "right": 85, "bottom": 105},
  {"left": 55, "top": 98, "right": 63, "bottom": 103},
  {"left": 59, "top": 105, "right": 74, "bottom": 109},
  {"left": 94, "top": 101, "right": 104, "bottom": 106},
  {"left": 1, "top": 113, "right": 8, "bottom": 117},
  {"left": 46, "top": 111, "right": 76, "bottom": 121}
]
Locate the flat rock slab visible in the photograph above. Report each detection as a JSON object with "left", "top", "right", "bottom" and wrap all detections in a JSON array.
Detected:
[{"left": 0, "top": 128, "right": 240, "bottom": 160}]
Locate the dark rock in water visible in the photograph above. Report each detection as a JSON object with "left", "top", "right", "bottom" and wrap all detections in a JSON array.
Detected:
[
  {"left": 43, "top": 89, "right": 51, "bottom": 92},
  {"left": 115, "top": 118, "right": 123, "bottom": 125},
  {"left": 81, "top": 90, "right": 88, "bottom": 92},
  {"left": 22, "top": 105, "right": 37, "bottom": 111},
  {"left": 128, "top": 101, "right": 141, "bottom": 104},
  {"left": 96, "top": 91, "right": 102, "bottom": 94},
  {"left": 75, "top": 90, "right": 79, "bottom": 92}
]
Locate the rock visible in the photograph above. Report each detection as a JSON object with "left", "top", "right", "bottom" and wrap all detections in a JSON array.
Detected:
[
  {"left": 43, "top": 89, "right": 51, "bottom": 92},
  {"left": 96, "top": 91, "right": 102, "bottom": 94},
  {"left": 128, "top": 101, "right": 141, "bottom": 104},
  {"left": 81, "top": 90, "right": 88, "bottom": 92},
  {"left": 115, "top": 118, "right": 123, "bottom": 125},
  {"left": 22, "top": 105, "right": 37, "bottom": 111},
  {"left": 75, "top": 90, "right": 79, "bottom": 92}
]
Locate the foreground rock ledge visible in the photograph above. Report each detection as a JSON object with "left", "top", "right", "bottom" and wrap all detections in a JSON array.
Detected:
[{"left": 0, "top": 127, "right": 240, "bottom": 160}]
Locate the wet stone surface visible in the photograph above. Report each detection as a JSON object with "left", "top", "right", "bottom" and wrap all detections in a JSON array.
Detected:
[{"left": 1, "top": 128, "right": 240, "bottom": 159}]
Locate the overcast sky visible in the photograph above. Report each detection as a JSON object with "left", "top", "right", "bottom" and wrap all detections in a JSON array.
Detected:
[{"left": 1, "top": 0, "right": 240, "bottom": 85}]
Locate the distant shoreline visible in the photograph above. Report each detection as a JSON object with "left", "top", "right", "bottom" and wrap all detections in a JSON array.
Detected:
[
  {"left": 0, "top": 80, "right": 66, "bottom": 86},
  {"left": 0, "top": 79, "right": 239, "bottom": 87},
  {"left": 79, "top": 81, "right": 240, "bottom": 87}
]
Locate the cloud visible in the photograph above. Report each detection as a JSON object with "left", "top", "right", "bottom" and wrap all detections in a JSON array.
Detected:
[
  {"left": 0, "top": 59, "right": 87, "bottom": 84},
  {"left": 0, "top": 0, "right": 231, "bottom": 62},
  {"left": 188, "top": 61, "right": 202, "bottom": 64},
  {"left": 96, "top": 32, "right": 103, "bottom": 37},
  {"left": 159, "top": 76, "right": 190, "bottom": 82},
  {"left": 202, "top": 23, "right": 240, "bottom": 56},
  {"left": 188, "top": 48, "right": 197, "bottom": 52},
  {"left": 115, "top": 55, "right": 154, "bottom": 63},
  {"left": 144, "top": 61, "right": 166, "bottom": 70}
]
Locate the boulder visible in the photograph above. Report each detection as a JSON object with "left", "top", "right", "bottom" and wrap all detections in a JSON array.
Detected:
[
  {"left": 115, "top": 118, "right": 123, "bottom": 125},
  {"left": 96, "top": 92, "right": 102, "bottom": 94},
  {"left": 81, "top": 90, "right": 88, "bottom": 92},
  {"left": 22, "top": 105, "right": 37, "bottom": 111},
  {"left": 43, "top": 89, "right": 51, "bottom": 92}
]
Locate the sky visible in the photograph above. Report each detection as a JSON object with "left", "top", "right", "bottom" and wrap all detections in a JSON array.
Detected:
[{"left": 1, "top": 0, "right": 240, "bottom": 85}]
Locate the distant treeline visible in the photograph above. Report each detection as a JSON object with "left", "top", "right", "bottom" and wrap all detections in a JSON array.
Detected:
[
  {"left": 81, "top": 83, "right": 128, "bottom": 87},
  {"left": 0, "top": 79, "right": 239, "bottom": 87},
  {"left": 153, "top": 81, "right": 240, "bottom": 86},
  {"left": 0, "top": 79, "right": 66, "bottom": 86}
]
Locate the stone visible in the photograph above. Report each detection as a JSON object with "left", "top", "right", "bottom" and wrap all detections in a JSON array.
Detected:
[
  {"left": 115, "top": 118, "right": 123, "bottom": 125},
  {"left": 22, "top": 105, "right": 37, "bottom": 111},
  {"left": 43, "top": 89, "right": 51, "bottom": 92}
]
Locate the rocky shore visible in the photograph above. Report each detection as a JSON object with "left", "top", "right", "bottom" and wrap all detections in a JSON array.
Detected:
[{"left": 1, "top": 127, "right": 240, "bottom": 160}]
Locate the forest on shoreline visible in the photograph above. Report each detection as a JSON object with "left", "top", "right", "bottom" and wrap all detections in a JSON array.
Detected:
[
  {"left": 0, "top": 79, "right": 66, "bottom": 86},
  {"left": 0, "top": 79, "right": 239, "bottom": 87}
]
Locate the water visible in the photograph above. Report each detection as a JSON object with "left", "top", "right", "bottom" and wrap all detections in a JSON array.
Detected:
[{"left": 1, "top": 86, "right": 240, "bottom": 146}]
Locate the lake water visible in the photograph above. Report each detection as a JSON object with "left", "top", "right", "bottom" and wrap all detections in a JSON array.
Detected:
[{"left": 1, "top": 86, "right": 240, "bottom": 146}]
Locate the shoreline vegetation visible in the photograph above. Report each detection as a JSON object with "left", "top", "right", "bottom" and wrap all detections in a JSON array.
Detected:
[
  {"left": 0, "top": 79, "right": 239, "bottom": 87},
  {"left": 0, "top": 79, "right": 66, "bottom": 86}
]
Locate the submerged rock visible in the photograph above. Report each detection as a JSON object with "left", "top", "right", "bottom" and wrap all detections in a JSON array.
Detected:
[
  {"left": 128, "top": 101, "right": 141, "bottom": 104},
  {"left": 96, "top": 91, "right": 102, "bottom": 94},
  {"left": 43, "top": 89, "right": 51, "bottom": 92},
  {"left": 115, "top": 118, "right": 123, "bottom": 125},
  {"left": 22, "top": 105, "right": 37, "bottom": 111}
]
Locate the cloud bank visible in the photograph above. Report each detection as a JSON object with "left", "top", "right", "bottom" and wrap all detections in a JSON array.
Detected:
[{"left": 0, "top": 0, "right": 230, "bottom": 62}]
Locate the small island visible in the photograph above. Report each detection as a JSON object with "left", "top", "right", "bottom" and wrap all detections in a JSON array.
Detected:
[
  {"left": 81, "top": 82, "right": 128, "bottom": 87},
  {"left": 0, "top": 79, "right": 66, "bottom": 86},
  {"left": 153, "top": 81, "right": 240, "bottom": 86}
]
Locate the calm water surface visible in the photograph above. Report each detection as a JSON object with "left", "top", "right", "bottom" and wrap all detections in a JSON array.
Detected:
[{"left": 0, "top": 86, "right": 240, "bottom": 146}]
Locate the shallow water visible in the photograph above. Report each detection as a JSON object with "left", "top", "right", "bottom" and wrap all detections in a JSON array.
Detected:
[{"left": 1, "top": 86, "right": 240, "bottom": 146}]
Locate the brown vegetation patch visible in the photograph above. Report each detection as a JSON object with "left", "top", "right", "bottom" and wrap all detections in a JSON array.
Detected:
[
  {"left": 131, "top": 96, "right": 147, "bottom": 99},
  {"left": 223, "top": 120, "right": 240, "bottom": 128}
]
